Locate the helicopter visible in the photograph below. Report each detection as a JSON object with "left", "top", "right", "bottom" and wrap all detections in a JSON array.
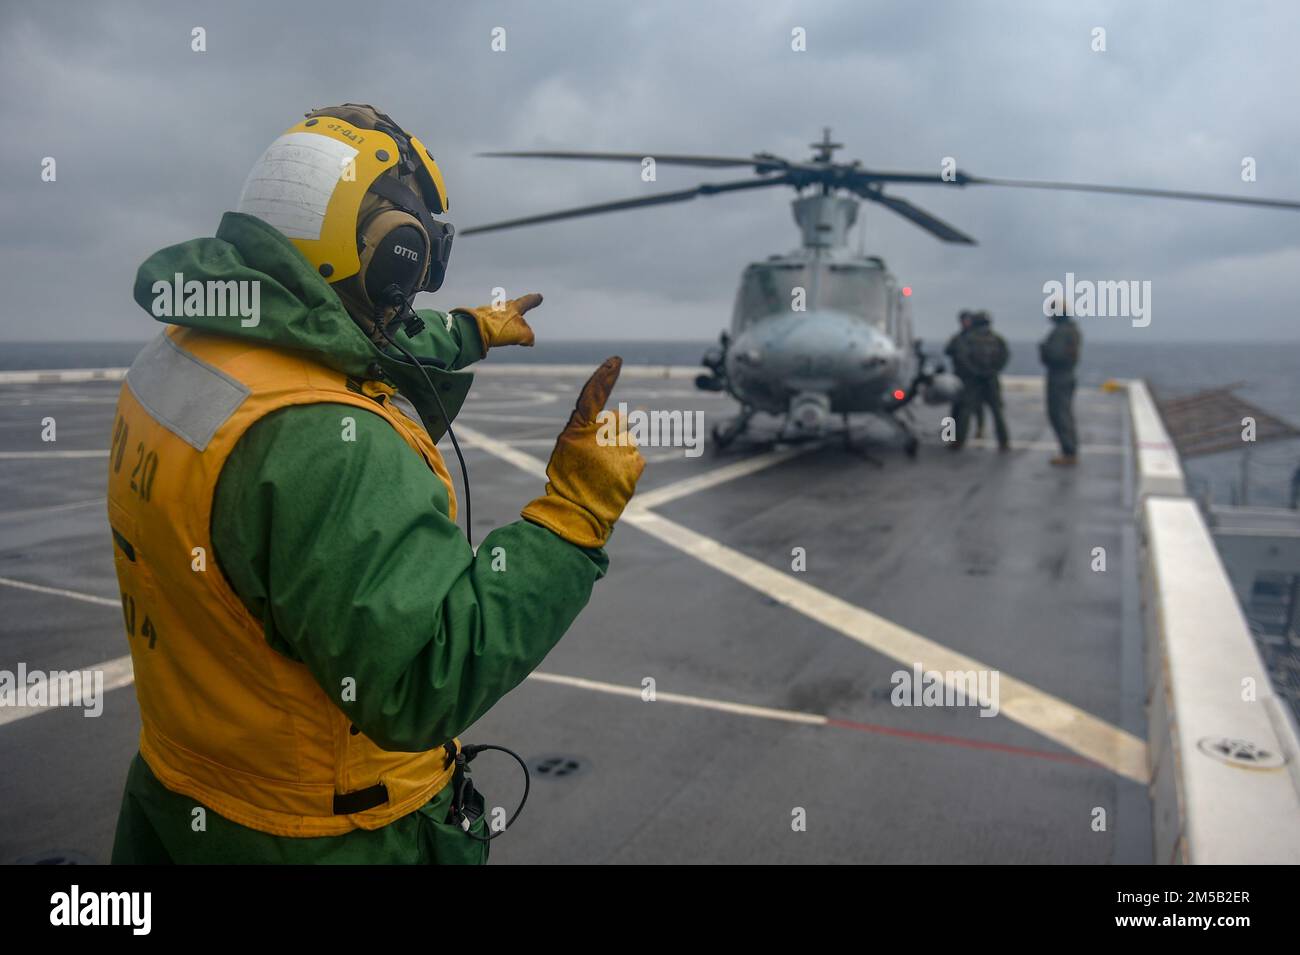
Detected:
[{"left": 462, "top": 129, "right": 1300, "bottom": 454}]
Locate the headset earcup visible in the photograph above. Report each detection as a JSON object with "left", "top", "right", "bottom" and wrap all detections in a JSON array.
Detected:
[
  {"left": 354, "top": 206, "right": 431, "bottom": 307},
  {"left": 363, "top": 223, "right": 429, "bottom": 306}
]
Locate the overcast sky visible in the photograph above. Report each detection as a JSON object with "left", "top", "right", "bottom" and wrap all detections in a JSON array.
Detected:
[{"left": 3, "top": 0, "right": 1298, "bottom": 344}]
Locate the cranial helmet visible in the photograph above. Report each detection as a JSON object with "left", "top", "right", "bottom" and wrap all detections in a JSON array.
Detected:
[{"left": 236, "top": 104, "right": 454, "bottom": 329}]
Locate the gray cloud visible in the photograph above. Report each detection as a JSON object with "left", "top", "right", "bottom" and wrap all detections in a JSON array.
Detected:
[{"left": 2, "top": 0, "right": 1297, "bottom": 344}]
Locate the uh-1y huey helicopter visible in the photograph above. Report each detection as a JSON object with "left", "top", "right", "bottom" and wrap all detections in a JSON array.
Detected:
[{"left": 462, "top": 129, "right": 1300, "bottom": 454}]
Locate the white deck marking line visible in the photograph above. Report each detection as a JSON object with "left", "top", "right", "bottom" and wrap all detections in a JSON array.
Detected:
[
  {"left": 623, "top": 510, "right": 1149, "bottom": 783},
  {"left": 613, "top": 390, "right": 728, "bottom": 400},
  {"left": 0, "top": 576, "right": 120, "bottom": 607},
  {"left": 0, "top": 368, "right": 126, "bottom": 385},
  {"left": 641, "top": 449, "right": 689, "bottom": 464},
  {"left": 0, "top": 497, "right": 104, "bottom": 519},
  {"left": 0, "top": 654, "right": 135, "bottom": 726},
  {"left": 527, "top": 671, "right": 824, "bottom": 725},
  {"left": 0, "top": 614, "right": 1091, "bottom": 770},
  {"left": 455, "top": 426, "right": 547, "bottom": 480},
  {"left": 526, "top": 671, "right": 1111, "bottom": 768},
  {"left": 454, "top": 425, "right": 804, "bottom": 506},
  {"left": 460, "top": 392, "right": 559, "bottom": 411},
  {"left": 0, "top": 450, "right": 110, "bottom": 459},
  {"left": 0, "top": 578, "right": 1133, "bottom": 776},
  {"left": 632, "top": 447, "right": 811, "bottom": 510},
  {"left": 13, "top": 396, "right": 120, "bottom": 405},
  {"left": 455, "top": 424, "right": 1151, "bottom": 785},
  {"left": 460, "top": 436, "right": 556, "bottom": 449},
  {"left": 456, "top": 439, "right": 732, "bottom": 465},
  {"left": 470, "top": 364, "right": 705, "bottom": 380}
]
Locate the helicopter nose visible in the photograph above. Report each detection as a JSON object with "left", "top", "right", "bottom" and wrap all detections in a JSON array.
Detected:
[
  {"left": 724, "top": 311, "right": 902, "bottom": 406},
  {"left": 851, "top": 325, "right": 900, "bottom": 382}
]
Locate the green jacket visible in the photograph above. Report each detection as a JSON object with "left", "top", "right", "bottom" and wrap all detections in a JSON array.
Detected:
[
  {"left": 943, "top": 330, "right": 972, "bottom": 379},
  {"left": 112, "top": 212, "right": 606, "bottom": 864},
  {"left": 1039, "top": 318, "right": 1082, "bottom": 373},
  {"left": 950, "top": 325, "right": 1008, "bottom": 379}
]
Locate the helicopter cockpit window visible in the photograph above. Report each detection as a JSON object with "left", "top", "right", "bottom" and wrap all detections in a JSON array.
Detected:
[
  {"left": 822, "top": 265, "right": 889, "bottom": 327},
  {"left": 733, "top": 262, "right": 890, "bottom": 328},
  {"left": 734, "top": 264, "right": 808, "bottom": 327}
]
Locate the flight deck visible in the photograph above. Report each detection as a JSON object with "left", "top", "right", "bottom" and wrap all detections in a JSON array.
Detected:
[{"left": 0, "top": 364, "right": 1172, "bottom": 864}]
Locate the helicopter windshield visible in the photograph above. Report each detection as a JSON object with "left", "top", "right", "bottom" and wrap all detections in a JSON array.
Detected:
[
  {"left": 734, "top": 263, "right": 803, "bottom": 326},
  {"left": 734, "top": 261, "right": 890, "bottom": 328},
  {"left": 821, "top": 265, "right": 890, "bottom": 324}
]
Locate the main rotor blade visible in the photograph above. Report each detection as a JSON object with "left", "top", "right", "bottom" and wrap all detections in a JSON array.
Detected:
[
  {"left": 479, "top": 149, "right": 790, "bottom": 171},
  {"left": 849, "top": 167, "right": 1300, "bottom": 210},
  {"left": 862, "top": 191, "right": 977, "bottom": 245},
  {"left": 851, "top": 170, "right": 957, "bottom": 185},
  {"left": 461, "top": 174, "right": 791, "bottom": 236},
  {"left": 965, "top": 175, "right": 1300, "bottom": 211}
]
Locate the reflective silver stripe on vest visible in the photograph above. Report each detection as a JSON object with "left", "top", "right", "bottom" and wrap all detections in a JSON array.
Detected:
[{"left": 125, "top": 333, "right": 249, "bottom": 451}]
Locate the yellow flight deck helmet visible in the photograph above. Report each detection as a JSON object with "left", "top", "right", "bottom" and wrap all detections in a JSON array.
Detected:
[{"left": 236, "top": 104, "right": 455, "bottom": 320}]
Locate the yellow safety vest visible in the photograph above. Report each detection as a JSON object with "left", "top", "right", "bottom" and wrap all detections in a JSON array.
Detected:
[{"left": 107, "top": 326, "right": 458, "bottom": 837}]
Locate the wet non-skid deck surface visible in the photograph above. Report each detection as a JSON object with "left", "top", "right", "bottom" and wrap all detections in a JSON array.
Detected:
[{"left": 0, "top": 367, "right": 1150, "bottom": 863}]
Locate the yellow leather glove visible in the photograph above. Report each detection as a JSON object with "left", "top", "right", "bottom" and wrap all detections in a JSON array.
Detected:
[
  {"left": 521, "top": 357, "right": 646, "bottom": 549},
  {"left": 453, "top": 293, "right": 543, "bottom": 353}
]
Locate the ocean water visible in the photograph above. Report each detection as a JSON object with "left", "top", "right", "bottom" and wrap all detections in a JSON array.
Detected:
[{"left": 4, "top": 338, "right": 1298, "bottom": 506}]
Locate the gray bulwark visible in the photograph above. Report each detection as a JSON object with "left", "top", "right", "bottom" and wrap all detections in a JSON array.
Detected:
[{"left": 124, "top": 333, "right": 249, "bottom": 452}]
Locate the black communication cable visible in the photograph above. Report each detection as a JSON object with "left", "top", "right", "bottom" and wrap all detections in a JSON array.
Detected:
[
  {"left": 376, "top": 285, "right": 474, "bottom": 549},
  {"left": 457, "top": 743, "right": 532, "bottom": 843},
  {"left": 375, "top": 286, "right": 532, "bottom": 841}
]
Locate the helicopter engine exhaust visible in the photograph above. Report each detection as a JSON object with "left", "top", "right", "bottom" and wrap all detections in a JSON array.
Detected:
[{"left": 921, "top": 373, "right": 964, "bottom": 406}]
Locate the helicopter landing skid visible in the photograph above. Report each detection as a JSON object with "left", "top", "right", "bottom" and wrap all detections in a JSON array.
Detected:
[
  {"left": 710, "top": 406, "right": 756, "bottom": 452},
  {"left": 888, "top": 411, "right": 921, "bottom": 460},
  {"left": 839, "top": 414, "right": 886, "bottom": 467}
]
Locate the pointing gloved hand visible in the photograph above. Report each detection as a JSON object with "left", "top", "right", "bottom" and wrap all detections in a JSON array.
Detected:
[
  {"left": 521, "top": 357, "right": 645, "bottom": 549},
  {"left": 453, "top": 293, "right": 544, "bottom": 353}
]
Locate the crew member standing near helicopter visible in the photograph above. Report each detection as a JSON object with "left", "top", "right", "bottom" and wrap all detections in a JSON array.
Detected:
[
  {"left": 944, "top": 311, "right": 984, "bottom": 439},
  {"left": 950, "top": 311, "right": 1010, "bottom": 451},
  {"left": 1040, "top": 302, "right": 1083, "bottom": 466}
]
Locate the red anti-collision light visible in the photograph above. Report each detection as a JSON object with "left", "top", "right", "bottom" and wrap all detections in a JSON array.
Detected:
[
  {"left": 893, "top": 389, "right": 906, "bottom": 401},
  {"left": 901, "top": 287, "right": 912, "bottom": 297}
]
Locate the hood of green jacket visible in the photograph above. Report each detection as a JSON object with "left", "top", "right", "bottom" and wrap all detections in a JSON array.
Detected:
[{"left": 132, "top": 212, "right": 471, "bottom": 440}]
